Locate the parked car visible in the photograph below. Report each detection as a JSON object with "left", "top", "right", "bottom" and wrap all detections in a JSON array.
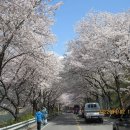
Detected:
[
  {"left": 113, "top": 106, "right": 130, "bottom": 130},
  {"left": 84, "top": 102, "right": 104, "bottom": 123}
]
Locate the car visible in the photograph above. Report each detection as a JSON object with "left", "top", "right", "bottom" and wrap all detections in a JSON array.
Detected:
[
  {"left": 84, "top": 102, "right": 104, "bottom": 123},
  {"left": 113, "top": 106, "right": 130, "bottom": 130}
]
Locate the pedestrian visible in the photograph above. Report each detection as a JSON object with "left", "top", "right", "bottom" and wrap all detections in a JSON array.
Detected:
[
  {"left": 42, "top": 107, "right": 48, "bottom": 125},
  {"left": 35, "top": 108, "right": 44, "bottom": 130}
]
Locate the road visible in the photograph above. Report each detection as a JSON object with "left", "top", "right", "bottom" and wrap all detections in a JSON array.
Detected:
[{"left": 41, "top": 113, "right": 113, "bottom": 130}]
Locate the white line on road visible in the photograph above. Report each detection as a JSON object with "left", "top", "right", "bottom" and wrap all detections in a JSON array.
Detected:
[
  {"left": 42, "top": 123, "right": 50, "bottom": 129},
  {"left": 73, "top": 115, "right": 83, "bottom": 130}
]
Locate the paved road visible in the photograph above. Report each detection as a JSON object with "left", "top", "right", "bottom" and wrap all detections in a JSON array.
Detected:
[{"left": 41, "top": 113, "right": 113, "bottom": 130}]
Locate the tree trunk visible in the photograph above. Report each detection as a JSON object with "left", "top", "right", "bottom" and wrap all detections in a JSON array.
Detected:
[
  {"left": 0, "top": 52, "right": 5, "bottom": 76},
  {"left": 115, "top": 75, "right": 123, "bottom": 108},
  {"left": 14, "top": 107, "right": 20, "bottom": 121},
  {"left": 32, "top": 100, "right": 37, "bottom": 115},
  {"left": 117, "top": 90, "right": 123, "bottom": 109}
]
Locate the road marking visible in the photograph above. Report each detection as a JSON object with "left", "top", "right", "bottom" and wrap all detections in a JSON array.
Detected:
[
  {"left": 74, "top": 115, "right": 83, "bottom": 130},
  {"left": 76, "top": 124, "right": 82, "bottom": 130},
  {"left": 42, "top": 123, "right": 50, "bottom": 129}
]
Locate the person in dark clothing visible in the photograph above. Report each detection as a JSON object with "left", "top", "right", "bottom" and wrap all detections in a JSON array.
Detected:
[{"left": 35, "top": 108, "right": 44, "bottom": 130}]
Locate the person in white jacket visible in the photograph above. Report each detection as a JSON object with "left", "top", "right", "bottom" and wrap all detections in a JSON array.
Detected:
[{"left": 42, "top": 107, "right": 48, "bottom": 125}]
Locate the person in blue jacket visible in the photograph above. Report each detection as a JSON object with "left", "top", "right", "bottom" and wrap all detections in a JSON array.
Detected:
[{"left": 35, "top": 108, "right": 44, "bottom": 130}]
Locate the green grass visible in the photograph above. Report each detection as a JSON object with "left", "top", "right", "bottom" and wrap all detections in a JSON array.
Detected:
[{"left": 18, "top": 112, "right": 34, "bottom": 121}]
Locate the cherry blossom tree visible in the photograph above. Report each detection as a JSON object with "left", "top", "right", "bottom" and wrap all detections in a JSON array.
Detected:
[
  {"left": 0, "top": 0, "right": 63, "bottom": 120},
  {"left": 64, "top": 11, "right": 130, "bottom": 109}
]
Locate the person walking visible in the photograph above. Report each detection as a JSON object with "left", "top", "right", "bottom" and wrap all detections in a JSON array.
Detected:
[
  {"left": 42, "top": 107, "right": 48, "bottom": 125},
  {"left": 35, "top": 108, "right": 44, "bottom": 130}
]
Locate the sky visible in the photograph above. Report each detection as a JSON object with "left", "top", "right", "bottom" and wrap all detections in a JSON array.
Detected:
[{"left": 50, "top": 0, "right": 130, "bottom": 56}]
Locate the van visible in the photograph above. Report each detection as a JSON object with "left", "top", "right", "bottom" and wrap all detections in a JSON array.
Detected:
[{"left": 84, "top": 102, "right": 103, "bottom": 123}]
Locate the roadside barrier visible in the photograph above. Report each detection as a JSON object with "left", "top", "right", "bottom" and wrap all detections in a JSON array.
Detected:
[
  {"left": 0, "top": 118, "right": 35, "bottom": 130},
  {"left": 0, "top": 112, "right": 61, "bottom": 130}
]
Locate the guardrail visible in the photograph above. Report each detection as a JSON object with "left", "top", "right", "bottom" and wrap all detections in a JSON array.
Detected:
[
  {"left": 0, "top": 112, "right": 61, "bottom": 130},
  {"left": 0, "top": 118, "right": 35, "bottom": 130}
]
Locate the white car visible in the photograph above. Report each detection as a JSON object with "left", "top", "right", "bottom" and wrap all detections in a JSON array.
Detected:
[{"left": 84, "top": 102, "right": 104, "bottom": 123}]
